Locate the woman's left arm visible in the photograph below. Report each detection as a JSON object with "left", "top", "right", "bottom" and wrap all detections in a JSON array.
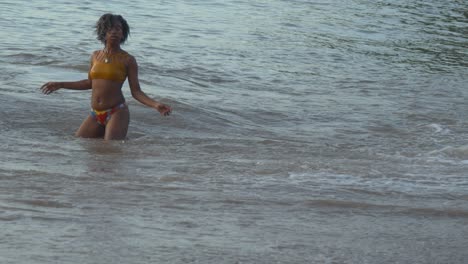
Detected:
[{"left": 127, "top": 55, "right": 171, "bottom": 116}]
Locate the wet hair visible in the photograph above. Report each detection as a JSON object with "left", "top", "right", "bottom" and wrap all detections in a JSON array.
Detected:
[{"left": 95, "top": 13, "right": 130, "bottom": 44}]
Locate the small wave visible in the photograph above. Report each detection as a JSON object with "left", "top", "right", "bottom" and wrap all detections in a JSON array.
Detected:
[
  {"left": 429, "top": 145, "right": 468, "bottom": 160},
  {"left": 5, "top": 52, "right": 62, "bottom": 68},
  {"left": 0, "top": 213, "right": 24, "bottom": 221},
  {"left": 304, "top": 199, "right": 468, "bottom": 218},
  {"left": 58, "top": 63, "right": 89, "bottom": 72},
  {"left": 426, "top": 123, "right": 451, "bottom": 134},
  {"left": 158, "top": 66, "right": 238, "bottom": 87},
  {"left": 168, "top": 75, "right": 209, "bottom": 88},
  {"left": 12, "top": 199, "right": 73, "bottom": 209},
  {"left": 5, "top": 52, "right": 41, "bottom": 60}
]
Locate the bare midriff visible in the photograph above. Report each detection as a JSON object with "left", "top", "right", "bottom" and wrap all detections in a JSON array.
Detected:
[{"left": 91, "top": 79, "right": 126, "bottom": 111}]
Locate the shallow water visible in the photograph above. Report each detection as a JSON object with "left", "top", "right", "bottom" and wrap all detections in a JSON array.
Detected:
[{"left": 1, "top": 0, "right": 468, "bottom": 263}]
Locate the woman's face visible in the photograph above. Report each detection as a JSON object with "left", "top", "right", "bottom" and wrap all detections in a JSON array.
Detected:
[{"left": 106, "top": 21, "right": 123, "bottom": 44}]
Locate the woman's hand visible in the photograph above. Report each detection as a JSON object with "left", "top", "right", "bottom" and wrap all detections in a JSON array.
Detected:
[
  {"left": 154, "top": 103, "right": 172, "bottom": 116},
  {"left": 40, "top": 82, "right": 62, "bottom": 95}
]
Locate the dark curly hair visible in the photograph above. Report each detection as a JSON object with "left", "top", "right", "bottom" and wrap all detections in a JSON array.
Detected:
[{"left": 95, "top": 13, "right": 130, "bottom": 44}]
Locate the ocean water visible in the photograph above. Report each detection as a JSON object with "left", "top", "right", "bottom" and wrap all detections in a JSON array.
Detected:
[{"left": 1, "top": 0, "right": 468, "bottom": 263}]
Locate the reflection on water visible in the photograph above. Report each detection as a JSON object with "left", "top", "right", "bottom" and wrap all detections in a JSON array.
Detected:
[{"left": 1, "top": 0, "right": 468, "bottom": 263}]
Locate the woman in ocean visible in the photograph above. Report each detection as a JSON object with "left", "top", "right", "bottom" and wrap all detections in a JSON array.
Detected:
[{"left": 41, "top": 13, "right": 171, "bottom": 140}]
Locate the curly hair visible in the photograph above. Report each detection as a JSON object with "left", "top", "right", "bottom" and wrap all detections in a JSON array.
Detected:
[{"left": 95, "top": 13, "right": 130, "bottom": 44}]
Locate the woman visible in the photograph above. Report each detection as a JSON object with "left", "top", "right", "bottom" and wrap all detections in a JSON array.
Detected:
[{"left": 41, "top": 13, "right": 172, "bottom": 140}]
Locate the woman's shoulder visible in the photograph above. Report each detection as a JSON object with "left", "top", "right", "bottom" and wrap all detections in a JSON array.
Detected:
[
  {"left": 90, "top": 50, "right": 102, "bottom": 59},
  {"left": 121, "top": 50, "right": 136, "bottom": 63},
  {"left": 120, "top": 49, "right": 134, "bottom": 58},
  {"left": 91, "top": 49, "right": 102, "bottom": 55}
]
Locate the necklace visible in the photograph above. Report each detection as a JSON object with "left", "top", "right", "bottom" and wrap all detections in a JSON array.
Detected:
[
  {"left": 103, "top": 48, "right": 121, "bottom": 63},
  {"left": 103, "top": 49, "right": 114, "bottom": 63}
]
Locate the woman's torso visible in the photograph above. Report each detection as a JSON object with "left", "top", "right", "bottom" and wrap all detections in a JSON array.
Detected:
[{"left": 89, "top": 50, "right": 130, "bottom": 110}]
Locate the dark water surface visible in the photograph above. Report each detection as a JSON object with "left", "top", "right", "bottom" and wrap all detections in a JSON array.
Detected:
[{"left": 1, "top": 0, "right": 467, "bottom": 263}]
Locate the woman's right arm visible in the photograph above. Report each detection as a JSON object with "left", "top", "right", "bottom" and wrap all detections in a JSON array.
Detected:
[
  {"left": 40, "top": 79, "right": 91, "bottom": 95},
  {"left": 41, "top": 52, "right": 95, "bottom": 95}
]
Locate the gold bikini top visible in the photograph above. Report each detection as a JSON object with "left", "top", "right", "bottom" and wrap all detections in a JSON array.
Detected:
[{"left": 89, "top": 50, "right": 129, "bottom": 83}]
